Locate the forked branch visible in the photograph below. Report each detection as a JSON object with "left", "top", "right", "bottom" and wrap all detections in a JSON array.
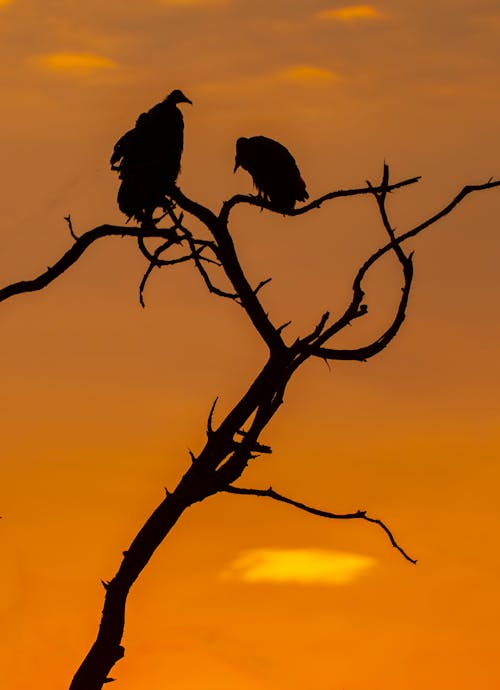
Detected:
[{"left": 299, "top": 173, "right": 499, "bottom": 361}]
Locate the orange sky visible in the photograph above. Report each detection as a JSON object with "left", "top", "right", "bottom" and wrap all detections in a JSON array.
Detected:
[{"left": 1, "top": 1, "right": 500, "bottom": 689}]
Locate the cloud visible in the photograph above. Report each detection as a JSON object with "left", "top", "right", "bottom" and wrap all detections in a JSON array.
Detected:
[
  {"left": 201, "top": 65, "right": 340, "bottom": 97},
  {"left": 317, "top": 5, "right": 381, "bottom": 21},
  {"left": 0, "top": 0, "right": 12, "bottom": 6},
  {"left": 222, "top": 548, "right": 376, "bottom": 585},
  {"left": 277, "top": 65, "right": 340, "bottom": 84},
  {"left": 35, "top": 52, "right": 118, "bottom": 74}
]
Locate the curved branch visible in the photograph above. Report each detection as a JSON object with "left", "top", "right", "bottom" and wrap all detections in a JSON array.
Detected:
[
  {"left": 313, "top": 254, "right": 413, "bottom": 361},
  {"left": 0, "top": 225, "right": 174, "bottom": 304},
  {"left": 223, "top": 485, "right": 417, "bottom": 564},
  {"left": 139, "top": 243, "right": 210, "bottom": 308},
  {"left": 352, "top": 178, "right": 500, "bottom": 289},
  {"left": 300, "top": 176, "right": 500, "bottom": 361}
]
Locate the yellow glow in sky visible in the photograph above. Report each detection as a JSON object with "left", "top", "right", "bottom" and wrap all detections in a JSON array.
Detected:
[
  {"left": 0, "top": 0, "right": 12, "bottom": 6},
  {"left": 278, "top": 65, "right": 340, "bottom": 83},
  {"left": 223, "top": 548, "right": 376, "bottom": 584},
  {"left": 317, "top": 5, "right": 380, "bottom": 21},
  {"left": 36, "top": 52, "right": 118, "bottom": 73}
]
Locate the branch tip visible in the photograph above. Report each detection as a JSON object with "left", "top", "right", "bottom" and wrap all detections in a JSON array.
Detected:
[
  {"left": 64, "top": 214, "right": 78, "bottom": 240},
  {"left": 224, "top": 485, "right": 416, "bottom": 564}
]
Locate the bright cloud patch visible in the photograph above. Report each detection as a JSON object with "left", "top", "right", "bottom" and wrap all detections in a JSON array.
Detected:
[
  {"left": 317, "top": 5, "right": 380, "bottom": 21},
  {"left": 0, "top": 0, "right": 12, "bottom": 6},
  {"left": 278, "top": 65, "right": 340, "bottom": 84},
  {"left": 37, "top": 53, "right": 117, "bottom": 73},
  {"left": 223, "top": 548, "right": 376, "bottom": 585}
]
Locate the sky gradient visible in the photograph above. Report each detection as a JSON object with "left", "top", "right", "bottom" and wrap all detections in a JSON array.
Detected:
[{"left": 1, "top": 1, "right": 500, "bottom": 689}]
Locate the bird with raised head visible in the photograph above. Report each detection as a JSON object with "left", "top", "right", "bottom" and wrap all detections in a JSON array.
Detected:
[
  {"left": 111, "top": 89, "right": 192, "bottom": 224},
  {"left": 234, "top": 135, "right": 309, "bottom": 212}
]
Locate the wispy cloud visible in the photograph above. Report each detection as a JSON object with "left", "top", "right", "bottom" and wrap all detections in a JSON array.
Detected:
[
  {"left": 222, "top": 548, "right": 376, "bottom": 585},
  {"left": 35, "top": 52, "right": 118, "bottom": 74},
  {"left": 317, "top": 5, "right": 381, "bottom": 22},
  {"left": 202, "top": 65, "right": 340, "bottom": 96},
  {"left": 277, "top": 65, "right": 340, "bottom": 84}
]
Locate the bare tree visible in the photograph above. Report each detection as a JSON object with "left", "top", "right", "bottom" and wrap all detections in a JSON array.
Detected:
[{"left": 1, "top": 151, "right": 498, "bottom": 689}]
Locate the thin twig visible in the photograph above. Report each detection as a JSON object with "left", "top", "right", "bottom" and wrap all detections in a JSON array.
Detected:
[
  {"left": 297, "top": 311, "right": 330, "bottom": 348},
  {"left": 139, "top": 244, "right": 206, "bottom": 308},
  {"left": 254, "top": 277, "right": 272, "bottom": 295},
  {"left": 64, "top": 214, "right": 78, "bottom": 241},
  {"left": 223, "top": 485, "right": 417, "bottom": 564}
]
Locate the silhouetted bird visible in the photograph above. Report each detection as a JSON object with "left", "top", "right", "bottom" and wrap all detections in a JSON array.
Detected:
[
  {"left": 110, "top": 89, "right": 192, "bottom": 223},
  {"left": 234, "top": 136, "right": 309, "bottom": 211}
]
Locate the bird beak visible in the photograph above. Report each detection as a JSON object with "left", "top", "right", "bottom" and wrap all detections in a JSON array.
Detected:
[{"left": 184, "top": 97, "right": 193, "bottom": 105}]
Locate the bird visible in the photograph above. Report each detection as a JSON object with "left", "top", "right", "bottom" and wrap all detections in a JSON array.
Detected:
[
  {"left": 234, "top": 135, "right": 309, "bottom": 211},
  {"left": 110, "top": 89, "right": 192, "bottom": 224}
]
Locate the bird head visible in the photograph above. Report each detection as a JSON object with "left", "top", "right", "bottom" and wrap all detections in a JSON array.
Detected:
[
  {"left": 234, "top": 137, "right": 249, "bottom": 172},
  {"left": 167, "top": 89, "right": 193, "bottom": 105}
]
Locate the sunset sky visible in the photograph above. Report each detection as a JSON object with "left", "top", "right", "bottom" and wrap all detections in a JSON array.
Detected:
[{"left": 1, "top": 1, "right": 500, "bottom": 689}]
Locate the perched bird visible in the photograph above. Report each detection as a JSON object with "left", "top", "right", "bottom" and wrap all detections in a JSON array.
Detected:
[
  {"left": 234, "top": 136, "right": 309, "bottom": 211},
  {"left": 110, "top": 89, "right": 192, "bottom": 223}
]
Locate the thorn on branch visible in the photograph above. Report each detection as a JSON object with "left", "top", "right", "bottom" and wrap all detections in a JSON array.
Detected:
[
  {"left": 254, "top": 277, "right": 272, "bottom": 295},
  {"left": 101, "top": 580, "right": 110, "bottom": 590},
  {"left": 207, "top": 397, "right": 219, "bottom": 436},
  {"left": 277, "top": 320, "right": 292, "bottom": 334},
  {"left": 188, "top": 448, "right": 198, "bottom": 464}
]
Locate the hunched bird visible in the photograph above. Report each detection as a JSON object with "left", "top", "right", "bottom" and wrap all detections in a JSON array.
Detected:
[
  {"left": 110, "top": 89, "right": 192, "bottom": 224},
  {"left": 234, "top": 135, "right": 309, "bottom": 211}
]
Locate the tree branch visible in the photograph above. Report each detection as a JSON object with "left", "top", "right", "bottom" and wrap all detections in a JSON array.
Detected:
[
  {"left": 223, "top": 485, "right": 417, "bottom": 564},
  {"left": 310, "top": 164, "right": 415, "bottom": 361},
  {"left": 299, "top": 174, "right": 500, "bottom": 361},
  {"left": 0, "top": 225, "right": 175, "bottom": 304},
  {"left": 172, "top": 186, "right": 287, "bottom": 353},
  {"left": 219, "top": 175, "right": 421, "bottom": 224}
]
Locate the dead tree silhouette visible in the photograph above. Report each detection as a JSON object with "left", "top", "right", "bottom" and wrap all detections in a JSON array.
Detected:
[{"left": 0, "top": 96, "right": 499, "bottom": 690}]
